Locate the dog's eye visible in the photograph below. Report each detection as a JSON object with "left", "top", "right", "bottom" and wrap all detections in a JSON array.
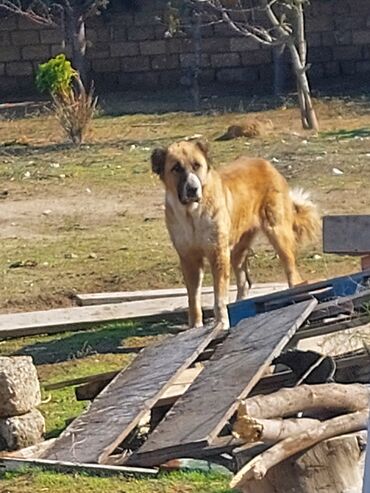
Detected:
[
  {"left": 193, "top": 162, "right": 201, "bottom": 171},
  {"left": 172, "top": 163, "right": 182, "bottom": 173}
]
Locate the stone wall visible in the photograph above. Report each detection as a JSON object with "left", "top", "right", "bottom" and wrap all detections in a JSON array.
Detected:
[{"left": 0, "top": 0, "right": 370, "bottom": 96}]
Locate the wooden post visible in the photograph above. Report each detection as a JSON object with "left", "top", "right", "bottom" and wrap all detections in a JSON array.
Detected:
[{"left": 239, "top": 434, "right": 365, "bottom": 493}]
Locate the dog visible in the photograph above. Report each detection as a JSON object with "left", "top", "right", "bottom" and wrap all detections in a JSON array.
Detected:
[{"left": 151, "top": 139, "right": 320, "bottom": 330}]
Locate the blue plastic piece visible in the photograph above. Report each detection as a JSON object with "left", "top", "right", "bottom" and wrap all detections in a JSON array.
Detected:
[{"left": 228, "top": 270, "right": 370, "bottom": 328}]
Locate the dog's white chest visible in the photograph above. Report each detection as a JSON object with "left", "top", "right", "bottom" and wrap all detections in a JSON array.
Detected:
[{"left": 166, "top": 194, "right": 214, "bottom": 252}]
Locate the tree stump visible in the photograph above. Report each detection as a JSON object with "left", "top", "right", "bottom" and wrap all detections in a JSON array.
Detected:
[{"left": 238, "top": 433, "right": 366, "bottom": 493}]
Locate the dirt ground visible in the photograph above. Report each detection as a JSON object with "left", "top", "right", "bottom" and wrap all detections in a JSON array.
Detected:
[{"left": 0, "top": 94, "right": 369, "bottom": 312}]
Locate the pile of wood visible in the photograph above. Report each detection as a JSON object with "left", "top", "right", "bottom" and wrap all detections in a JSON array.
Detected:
[{"left": 231, "top": 383, "right": 369, "bottom": 490}]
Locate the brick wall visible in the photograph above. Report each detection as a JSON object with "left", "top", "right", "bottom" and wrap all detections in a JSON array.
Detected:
[{"left": 0, "top": 0, "right": 370, "bottom": 97}]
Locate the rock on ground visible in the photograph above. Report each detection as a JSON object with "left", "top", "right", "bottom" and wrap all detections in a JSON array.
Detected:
[
  {"left": 0, "top": 356, "right": 41, "bottom": 417},
  {"left": 0, "top": 409, "right": 45, "bottom": 451}
]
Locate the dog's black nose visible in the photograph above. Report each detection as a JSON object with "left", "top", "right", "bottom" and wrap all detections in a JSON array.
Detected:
[{"left": 186, "top": 184, "right": 198, "bottom": 197}]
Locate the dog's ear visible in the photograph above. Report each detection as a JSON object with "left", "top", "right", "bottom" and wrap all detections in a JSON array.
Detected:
[
  {"left": 195, "top": 139, "right": 209, "bottom": 158},
  {"left": 151, "top": 148, "right": 167, "bottom": 177}
]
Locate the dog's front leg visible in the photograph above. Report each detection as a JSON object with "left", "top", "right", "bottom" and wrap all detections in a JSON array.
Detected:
[
  {"left": 209, "top": 248, "right": 230, "bottom": 330},
  {"left": 180, "top": 254, "right": 204, "bottom": 328}
]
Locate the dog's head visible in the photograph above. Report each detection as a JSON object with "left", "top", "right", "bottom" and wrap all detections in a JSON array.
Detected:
[{"left": 151, "top": 140, "right": 210, "bottom": 206}]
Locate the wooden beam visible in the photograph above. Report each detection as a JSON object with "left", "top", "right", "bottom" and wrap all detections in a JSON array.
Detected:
[
  {"left": 0, "top": 285, "right": 284, "bottom": 340},
  {"left": 323, "top": 215, "right": 370, "bottom": 254},
  {"left": 41, "top": 324, "right": 220, "bottom": 465},
  {"left": 74, "top": 284, "right": 285, "bottom": 307},
  {"left": 0, "top": 457, "right": 158, "bottom": 477},
  {"left": 129, "top": 300, "right": 317, "bottom": 468}
]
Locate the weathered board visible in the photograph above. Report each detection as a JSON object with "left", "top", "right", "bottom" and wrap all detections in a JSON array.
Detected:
[
  {"left": 75, "top": 283, "right": 285, "bottom": 306},
  {"left": 0, "top": 457, "right": 158, "bottom": 477},
  {"left": 42, "top": 324, "right": 220, "bottom": 464},
  {"left": 228, "top": 270, "right": 370, "bottom": 326},
  {"left": 0, "top": 284, "right": 284, "bottom": 339},
  {"left": 323, "top": 215, "right": 370, "bottom": 254},
  {"left": 130, "top": 300, "right": 317, "bottom": 467}
]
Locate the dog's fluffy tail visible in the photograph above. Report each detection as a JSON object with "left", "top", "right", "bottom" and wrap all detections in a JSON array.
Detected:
[{"left": 290, "top": 188, "right": 320, "bottom": 244}]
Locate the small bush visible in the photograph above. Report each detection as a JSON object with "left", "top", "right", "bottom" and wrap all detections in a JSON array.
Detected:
[
  {"left": 36, "top": 54, "right": 77, "bottom": 97},
  {"left": 36, "top": 54, "right": 97, "bottom": 145}
]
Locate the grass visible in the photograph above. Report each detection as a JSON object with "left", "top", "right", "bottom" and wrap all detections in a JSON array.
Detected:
[
  {"left": 0, "top": 470, "right": 234, "bottom": 493},
  {"left": 1, "top": 92, "right": 370, "bottom": 491}
]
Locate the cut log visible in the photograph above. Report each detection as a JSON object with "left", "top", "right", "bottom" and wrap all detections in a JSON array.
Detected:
[
  {"left": 238, "top": 383, "right": 370, "bottom": 420},
  {"left": 233, "top": 416, "right": 320, "bottom": 444},
  {"left": 230, "top": 409, "right": 368, "bottom": 488},
  {"left": 234, "top": 433, "right": 366, "bottom": 493}
]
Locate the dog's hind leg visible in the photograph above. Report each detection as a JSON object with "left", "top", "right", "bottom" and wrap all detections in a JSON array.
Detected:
[
  {"left": 180, "top": 254, "right": 204, "bottom": 328},
  {"left": 231, "top": 230, "right": 257, "bottom": 300},
  {"left": 263, "top": 223, "right": 303, "bottom": 287}
]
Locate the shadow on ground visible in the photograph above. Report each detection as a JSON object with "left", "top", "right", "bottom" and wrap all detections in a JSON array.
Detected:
[
  {"left": 12, "top": 320, "right": 185, "bottom": 365},
  {"left": 321, "top": 127, "right": 370, "bottom": 140}
]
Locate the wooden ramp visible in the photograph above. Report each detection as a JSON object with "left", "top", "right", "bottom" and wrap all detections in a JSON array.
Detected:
[
  {"left": 130, "top": 300, "right": 317, "bottom": 467},
  {"left": 42, "top": 324, "right": 220, "bottom": 464}
]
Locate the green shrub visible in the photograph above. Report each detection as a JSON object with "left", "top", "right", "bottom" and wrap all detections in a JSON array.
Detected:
[{"left": 36, "top": 54, "right": 77, "bottom": 96}]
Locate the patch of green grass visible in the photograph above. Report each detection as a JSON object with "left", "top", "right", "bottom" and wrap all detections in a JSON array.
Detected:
[{"left": 0, "top": 470, "right": 235, "bottom": 493}]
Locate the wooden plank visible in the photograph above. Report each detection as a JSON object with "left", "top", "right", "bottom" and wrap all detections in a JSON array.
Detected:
[
  {"left": 0, "top": 285, "right": 284, "bottom": 340},
  {"left": 75, "top": 366, "right": 203, "bottom": 404},
  {"left": 228, "top": 270, "right": 370, "bottom": 326},
  {"left": 0, "top": 297, "right": 194, "bottom": 339},
  {"left": 130, "top": 300, "right": 317, "bottom": 467},
  {"left": 0, "top": 457, "right": 157, "bottom": 477},
  {"left": 42, "top": 324, "right": 220, "bottom": 464},
  {"left": 308, "top": 289, "right": 370, "bottom": 322},
  {"left": 323, "top": 215, "right": 370, "bottom": 254},
  {"left": 75, "top": 283, "right": 285, "bottom": 306}
]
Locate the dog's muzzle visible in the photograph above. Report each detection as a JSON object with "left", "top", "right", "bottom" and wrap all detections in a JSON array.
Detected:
[{"left": 179, "top": 173, "right": 202, "bottom": 204}]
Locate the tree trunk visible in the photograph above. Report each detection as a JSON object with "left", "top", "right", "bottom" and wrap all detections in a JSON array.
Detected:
[
  {"left": 65, "top": 9, "right": 87, "bottom": 84},
  {"left": 190, "top": 10, "right": 201, "bottom": 111},
  {"left": 234, "top": 433, "right": 366, "bottom": 493},
  {"left": 288, "top": 43, "right": 319, "bottom": 132},
  {"left": 273, "top": 44, "right": 287, "bottom": 97}
]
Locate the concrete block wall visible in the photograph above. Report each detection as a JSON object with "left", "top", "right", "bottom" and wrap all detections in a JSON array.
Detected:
[{"left": 0, "top": 0, "right": 369, "bottom": 96}]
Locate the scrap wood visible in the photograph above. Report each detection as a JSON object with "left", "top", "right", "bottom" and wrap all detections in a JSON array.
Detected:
[
  {"left": 233, "top": 416, "right": 320, "bottom": 444},
  {"left": 74, "top": 283, "right": 285, "bottom": 306},
  {"left": 70, "top": 348, "right": 370, "bottom": 406},
  {"left": 41, "top": 324, "right": 220, "bottom": 465},
  {"left": 236, "top": 383, "right": 370, "bottom": 420},
  {"left": 230, "top": 409, "right": 369, "bottom": 488},
  {"left": 0, "top": 457, "right": 158, "bottom": 477},
  {"left": 129, "top": 301, "right": 317, "bottom": 468}
]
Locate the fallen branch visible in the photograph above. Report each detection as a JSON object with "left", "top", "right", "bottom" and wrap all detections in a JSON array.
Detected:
[
  {"left": 238, "top": 383, "right": 370, "bottom": 419},
  {"left": 230, "top": 409, "right": 369, "bottom": 488},
  {"left": 233, "top": 415, "right": 320, "bottom": 444}
]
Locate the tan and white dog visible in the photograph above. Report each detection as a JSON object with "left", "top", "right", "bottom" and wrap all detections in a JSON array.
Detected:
[{"left": 151, "top": 139, "right": 319, "bottom": 329}]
